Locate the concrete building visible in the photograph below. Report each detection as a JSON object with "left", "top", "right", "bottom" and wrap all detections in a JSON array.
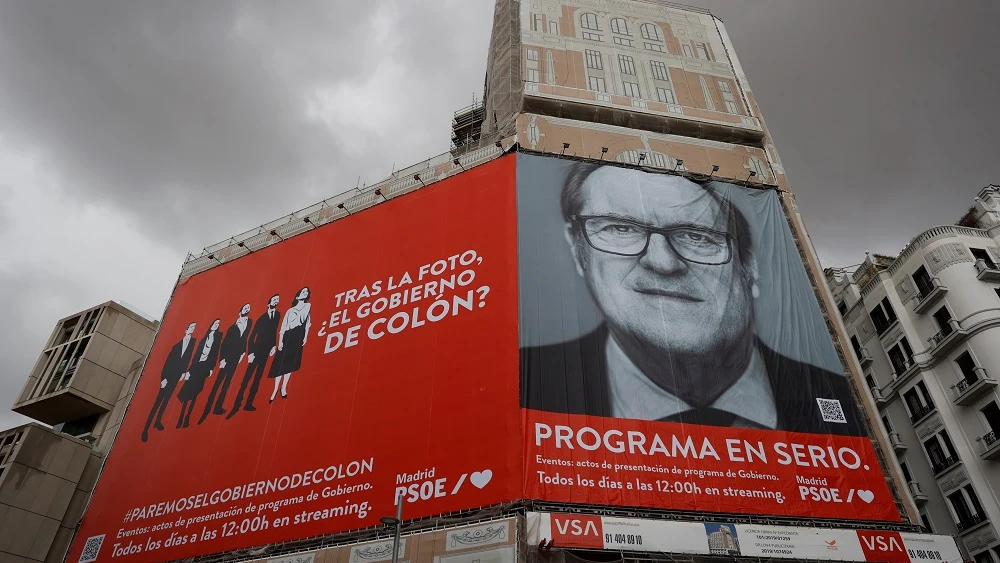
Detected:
[
  {"left": 826, "top": 185, "right": 1000, "bottom": 563},
  {"left": 707, "top": 524, "right": 740, "bottom": 555},
  {"left": 0, "top": 301, "right": 157, "bottom": 563}
]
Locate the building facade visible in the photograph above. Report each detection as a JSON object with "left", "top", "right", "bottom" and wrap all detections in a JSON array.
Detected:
[
  {"left": 826, "top": 185, "right": 1000, "bottom": 563},
  {"left": 1, "top": 301, "right": 157, "bottom": 563}
]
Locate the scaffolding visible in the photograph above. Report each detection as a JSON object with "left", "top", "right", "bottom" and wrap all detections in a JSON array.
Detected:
[
  {"left": 180, "top": 142, "right": 508, "bottom": 280},
  {"left": 451, "top": 101, "right": 486, "bottom": 153}
]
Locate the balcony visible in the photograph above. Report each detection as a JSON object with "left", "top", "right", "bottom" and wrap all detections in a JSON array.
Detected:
[
  {"left": 931, "top": 455, "right": 960, "bottom": 476},
  {"left": 909, "top": 402, "right": 936, "bottom": 424},
  {"left": 912, "top": 278, "right": 949, "bottom": 314},
  {"left": 870, "top": 387, "right": 890, "bottom": 405},
  {"left": 927, "top": 319, "right": 968, "bottom": 358},
  {"left": 907, "top": 481, "right": 928, "bottom": 506},
  {"left": 957, "top": 513, "right": 990, "bottom": 534},
  {"left": 978, "top": 431, "right": 1000, "bottom": 461},
  {"left": 953, "top": 369, "right": 998, "bottom": 406},
  {"left": 893, "top": 360, "right": 919, "bottom": 383},
  {"left": 975, "top": 259, "right": 1000, "bottom": 282},
  {"left": 856, "top": 348, "right": 874, "bottom": 368},
  {"left": 889, "top": 432, "right": 907, "bottom": 453}
]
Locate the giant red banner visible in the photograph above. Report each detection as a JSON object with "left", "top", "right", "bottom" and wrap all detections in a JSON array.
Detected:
[
  {"left": 69, "top": 153, "right": 902, "bottom": 563},
  {"left": 67, "top": 156, "right": 522, "bottom": 563}
]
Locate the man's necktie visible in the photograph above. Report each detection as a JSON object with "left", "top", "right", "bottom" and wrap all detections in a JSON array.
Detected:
[{"left": 659, "top": 407, "right": 737, "bottom": 427}]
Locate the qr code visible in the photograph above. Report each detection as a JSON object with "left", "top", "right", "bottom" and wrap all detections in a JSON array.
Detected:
[
  {"left": 817, "top": 398, "right": 847, "bottom": 423},
  {"left": 79, "top": 534, "right": 105, "bottom": 563}
]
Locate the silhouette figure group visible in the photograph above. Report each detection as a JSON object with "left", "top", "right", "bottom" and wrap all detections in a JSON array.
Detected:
[{"left": 141, "top": 287, "right": 313, "bottom": 442}]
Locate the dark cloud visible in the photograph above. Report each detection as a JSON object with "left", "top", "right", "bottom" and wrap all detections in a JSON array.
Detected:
[
  {"left": 0, "top": 0, "right": 492, "bottom": 251},
  {"left": 689, "top": 0, "right": 1000, "bottom": 267}
]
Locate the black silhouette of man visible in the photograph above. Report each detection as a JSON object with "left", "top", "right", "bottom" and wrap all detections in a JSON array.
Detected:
[
  {"left": 198, "top": 304, "right": 252, "bottom": 424},
  {"left": 141, "top": 321, "right": 197, "bottom": 442},
  {"left": 228, "top": 294, "right": 281, "bottom": 418}
]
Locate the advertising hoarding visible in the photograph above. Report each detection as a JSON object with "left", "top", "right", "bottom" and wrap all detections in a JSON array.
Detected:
[
  {"left": 69, "top": 152, "right": 901, "bottom": 563},
  {"left": 526, "top": 513, "right": 961, "bottom": 563},
  {"left": 67, "top": 156, "right": 522, "bottom": 563},
  {"left": 518, "top": 155, "right": 898, "bottom": 521}
]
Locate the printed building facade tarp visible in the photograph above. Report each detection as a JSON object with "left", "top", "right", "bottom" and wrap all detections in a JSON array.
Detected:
[{"left": 68, "top": 154, "right": 899, "bottom": 563}]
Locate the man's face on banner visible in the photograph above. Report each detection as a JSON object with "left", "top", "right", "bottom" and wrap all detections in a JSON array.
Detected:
[{"left": 567, "top": 168, "right": 752, "bottom": 356}]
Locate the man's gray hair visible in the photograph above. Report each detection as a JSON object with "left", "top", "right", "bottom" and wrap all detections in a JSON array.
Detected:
[{"left": 560, "top": 162, "right": 756, "bottom": 290}]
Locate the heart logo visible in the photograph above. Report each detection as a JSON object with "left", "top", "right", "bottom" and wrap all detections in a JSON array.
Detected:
[
  {"left": 857, "top": 490, "right": 875, "bottom": 503},
  {"left": 470, "top": 470, "right": 493, "bottom": 489}
]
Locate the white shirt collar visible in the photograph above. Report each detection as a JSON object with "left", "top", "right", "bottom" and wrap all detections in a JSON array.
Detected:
[{"left": 605, "top": 334, "right": 777, "bottom": 429}]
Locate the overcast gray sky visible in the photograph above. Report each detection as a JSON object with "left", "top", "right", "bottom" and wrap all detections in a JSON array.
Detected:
[{"left": 1, "top": 0, "right": 998, "bottom": 429}]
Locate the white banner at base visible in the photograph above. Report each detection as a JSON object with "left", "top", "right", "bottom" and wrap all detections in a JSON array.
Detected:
[{"left": 526, "top": 513, "right": 961, "bottom": 563}]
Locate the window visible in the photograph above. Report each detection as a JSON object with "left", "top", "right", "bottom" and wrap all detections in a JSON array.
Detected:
[
  {"left": 532, "top": 14, "right": 543, "bottom": 32},
  {"left": 682, "top": 44, "right": 693, "bottom": 58},
  {"left": 640, "top": 23, "right": 663, "bottom": 41},
  {"left": 695, "top": 42, "right": 710, "bottom": 60},
  {"left": 971, "top": 248, "right": 997, "bottom": 269},
  {"left": 912, "top": 265, "right": 933, "bottom": 297},
  {"left": 868, "top": 297, "right": 898, "bottom": 335},
  {"left": 919, "top": 512, "right": 933, "bottom": 533},
  {"left": 838, "top": 300, "right": 849, "bottom": 316},
  {"left": 724, "top": 100, "right": 739, "bottom": 114},
  {"left": 610, "top": 18, "right": 630, "bottom": 35},
  {"left": 655, "top": 87, "right": 676, "bottom": 104},
  {"left": 924, "top": 429, "right": 958, "bottom": 473},
  {"left": 54, "top": 414, "right": 100, "bottom": 438},
  {"left": 585, "top": 49, "right": 603, "bottom": 70},
  {"left": 850, "top": 335, "right": 865, "bottom": 359},
  {"left": 583, "top": 31, "right": 603, "bottom": 42},
  {"left": 973, "top": 552, "right": 993, "bottom": 563},
  {"left": 545, "top": 51, "right": 555, "bottom": 84},
  {"left": 996, "top": 288, "right": 1000, "bottom": 301},
  {"left": 866, "top": 374, "right": 878, "bottom": 391},
  {"left": 622, "top": 81, "right": 641, "bottom": 98},
  {"left": 699, "top": 75, "right": 716, "bottom": 111},
  {"left": 587, "top": 76, "right": 606, "bottom": 93},
  {"left": 888, "top": 338, "right": 913, "bottom": 375},
  {"left": 527, "top": 49, "right": 538, "bottom": 62},
  {"left": 949, "top": 485, "right": 985, "bottom": 529},
  {"left": 618, "top": 54, "right": 636, "bottom": 75},
  {"left": 57, "top": 317, "right": 79, "bottom": 345},
  {"left": 903, "top": 380, "right": 932, "bottom": 421},
  {"left": 956, "top": 351, "right": 979, "bottom": 383},
  {"left": 881, "top": 414, "right": 893, "bottom": 431},
  {"left": 749, "top": 157, "right": 767, "bottom": 180},
  {"left": 581, "top": 12, "right": 600, "bottom": 30},
  {"left": 650, "top": 60, "right": 669, "bottom": 81},
  {"left": 932, "top": 306, "right": 954, "bottom": 336},
  {"left": 718, "top": 80, "right": 731, "bottom": 93},
  {"left": 613, "top": 36, "right": 634, "bottom": 47},
  {"left": 644, "top": 42, "right": 665, "bottom": 52},
  {"left": 981, "top": 401, "right": 1000, "bottom": 435},
  {"left": 526, "top": 68, "right": 539, "bottom": 83},
  {"left": 898, "top": 460, "right": 912, "bottom": 483},
  {"left": 548, "top": 20, "right": 559, "bottom": 35}
]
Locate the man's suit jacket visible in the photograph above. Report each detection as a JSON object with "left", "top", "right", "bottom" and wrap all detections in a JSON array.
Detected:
[
  {"left": 220, "top": 319, "right": 253, "bottom": 364},
  {"left": 248, "top": 310, "right": 281, "bottom": 356},
  {"left": 520, "top": 325, "right": 865, "bottom": 436},
  {"left": 161, "top": 336, "right": 196, "bottom": 386}
]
